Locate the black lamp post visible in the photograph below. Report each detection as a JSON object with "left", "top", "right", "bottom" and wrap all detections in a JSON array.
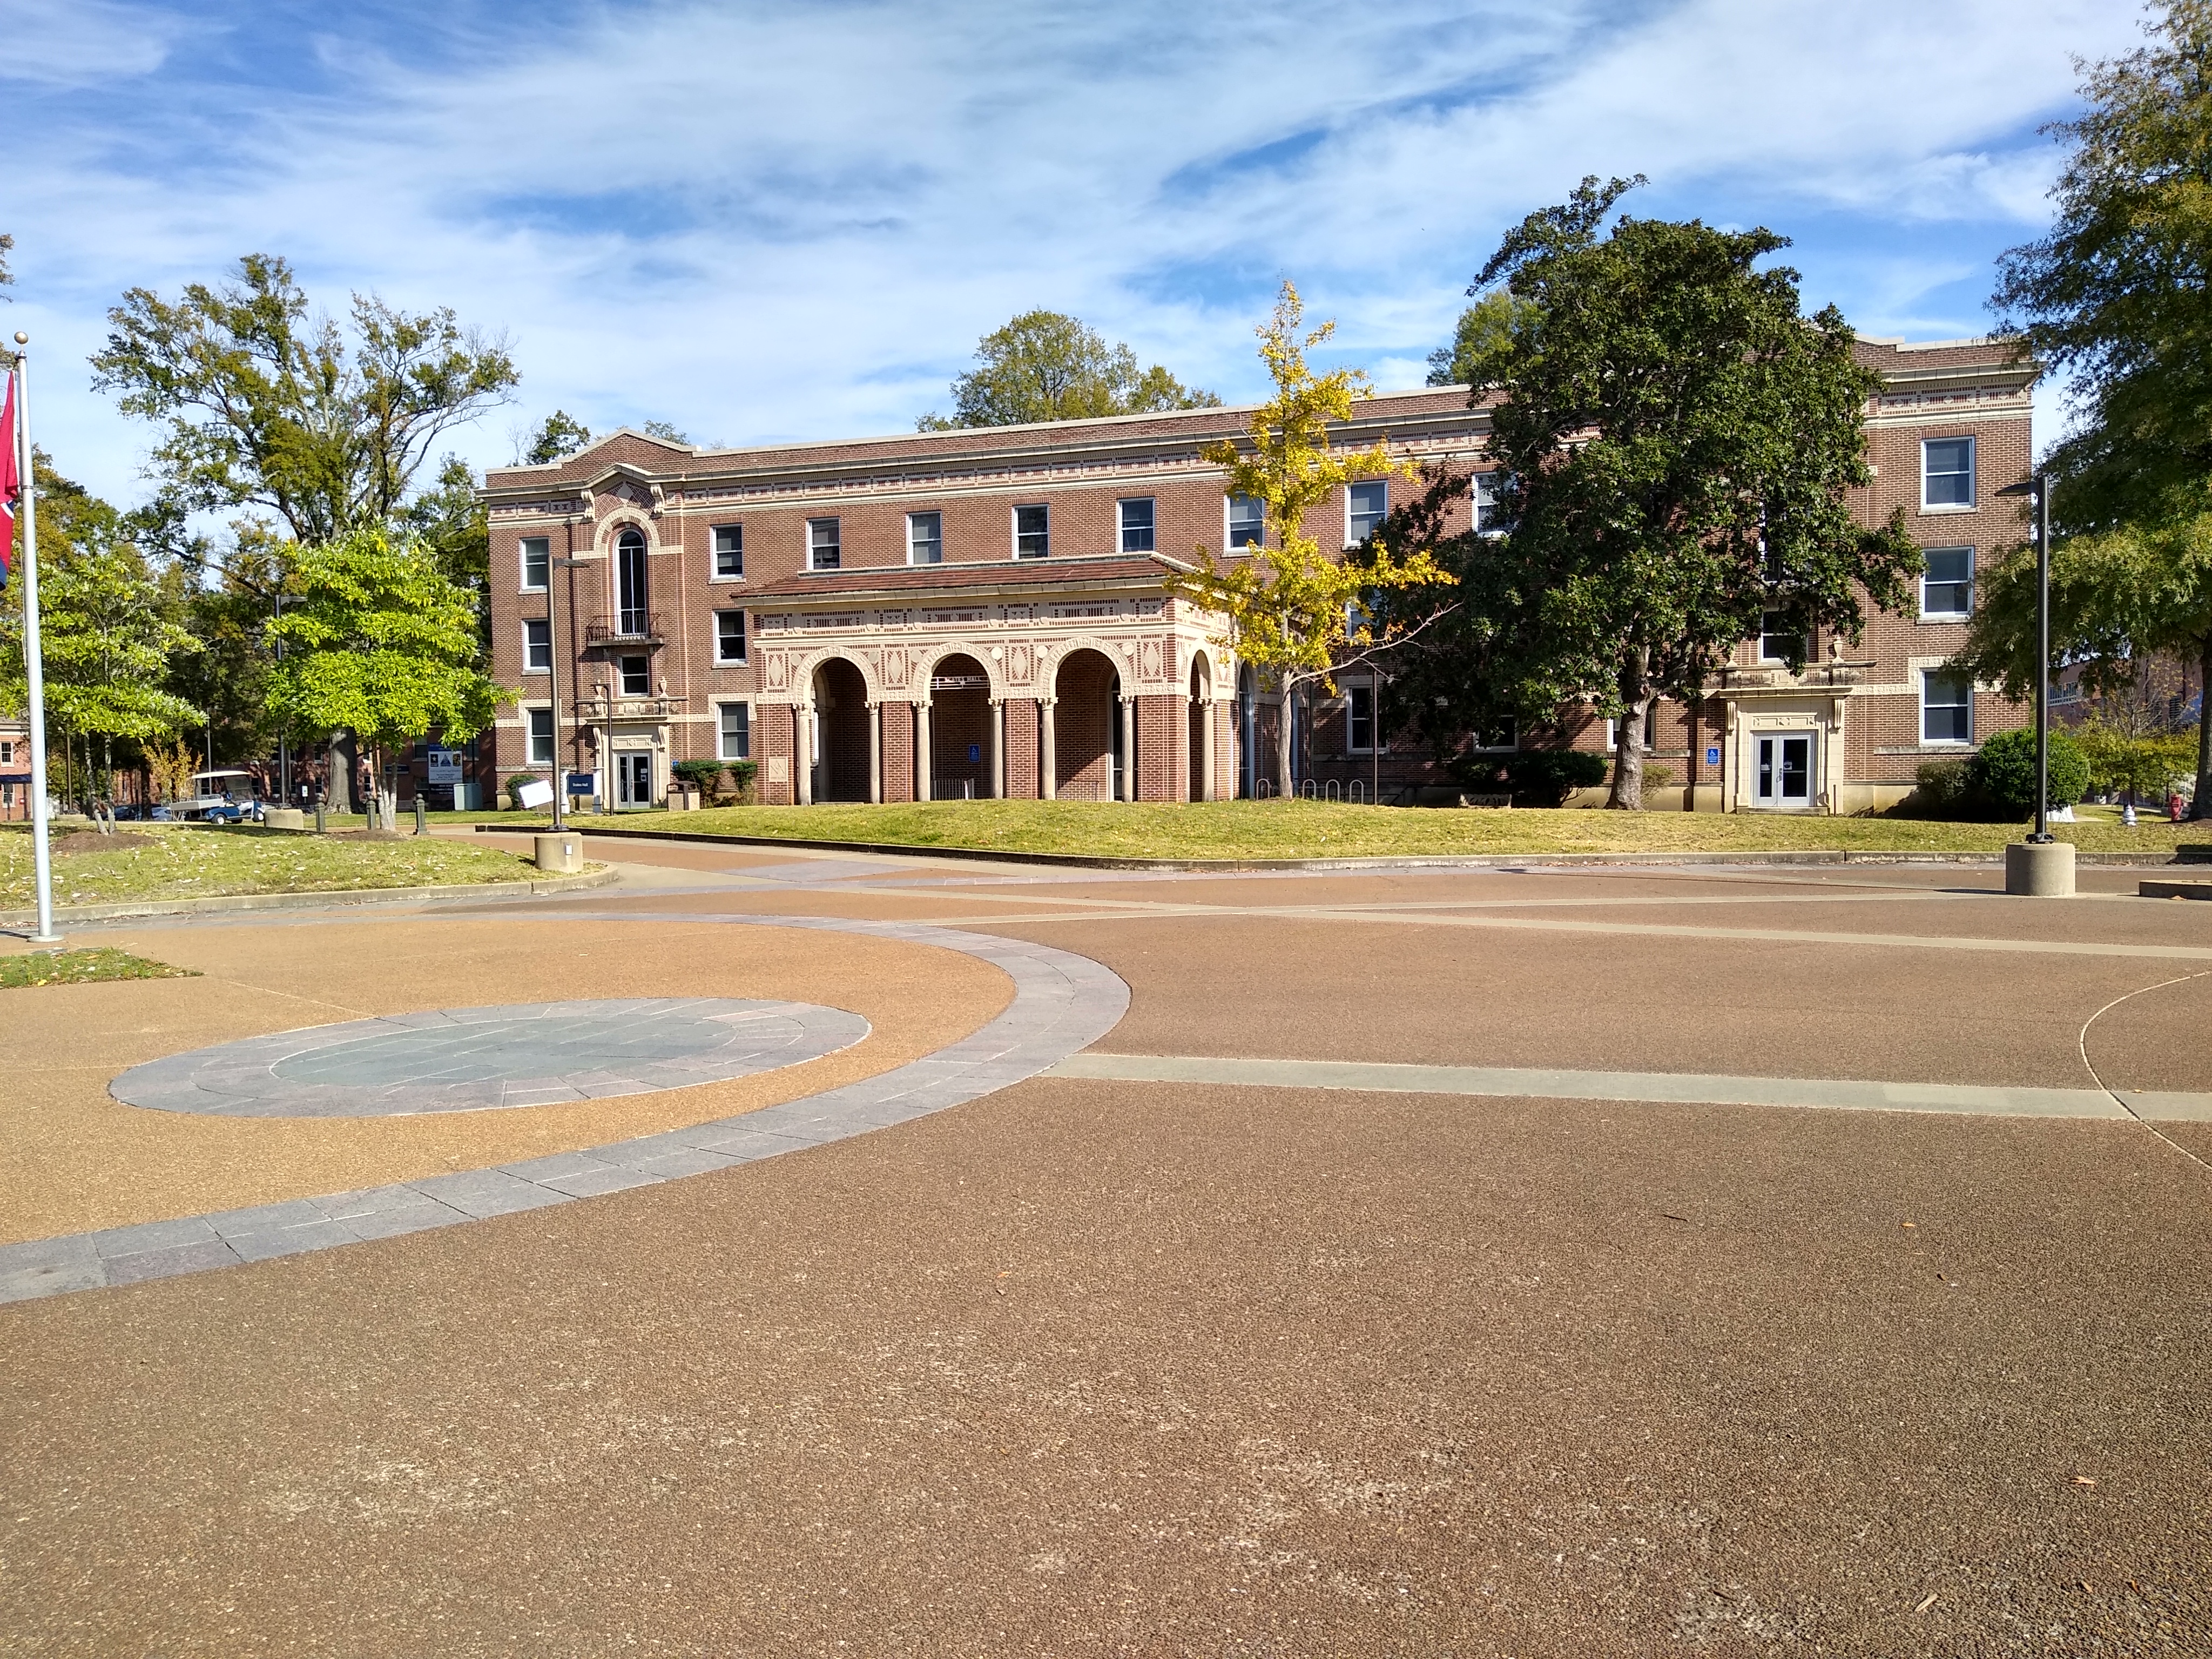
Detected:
[{"left": 1996, "top": 474, "right": 2053, "bottom": 843}]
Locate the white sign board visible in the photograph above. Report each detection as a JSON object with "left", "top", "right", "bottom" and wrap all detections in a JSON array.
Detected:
[
  {"left": 427, "top": 748, "right": 463, "bottom": 784},
  {"left": 516, "top": 779, "right": 555, "bottom": 809}
]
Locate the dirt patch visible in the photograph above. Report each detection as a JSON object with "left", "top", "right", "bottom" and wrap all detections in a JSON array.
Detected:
[{"left": 52, "top": 831, "right": 158, "bottom": 855}]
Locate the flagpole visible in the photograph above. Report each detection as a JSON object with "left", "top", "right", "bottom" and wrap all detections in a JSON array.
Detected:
[{"left": 13, "top": 334, "right": 59, "bottom": 944}]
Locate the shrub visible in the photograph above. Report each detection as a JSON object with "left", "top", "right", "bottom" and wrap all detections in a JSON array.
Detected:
[
  {"left": 1967, "top": 726, "right": 2090, "bottom": 818},
  {"left": 1498, "top": 750, "right": 1608, "bottom": 806},
  {"left": 503, "top": 773, "right": 536, "bottom": 809},
  {"left": 1908, "top": 757, "right": 1979, "bottom": 819},
  {"left": 671, "top": 759, "right": 724, "bottom": 795}
]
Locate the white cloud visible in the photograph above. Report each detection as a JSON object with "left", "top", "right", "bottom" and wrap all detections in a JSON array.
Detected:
[
  {"left": 0, "top": 0, "right": 182, "bottom": 86},
  {"left": 3, "top": 0, "right": 2146, "bottom": 507}
]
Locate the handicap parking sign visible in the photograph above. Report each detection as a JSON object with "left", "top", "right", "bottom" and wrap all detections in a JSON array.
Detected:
[
  {"left": 1705, "top": 746, "right": 1721, "bottom": 766},
  {"left": 969, "top": 744, "right": 981, "bottom": 763}
]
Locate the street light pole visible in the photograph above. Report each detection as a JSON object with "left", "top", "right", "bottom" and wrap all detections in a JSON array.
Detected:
[
  {"left": 1998, "top": 473, "right": 2055, "bottom": 844},
  {"left": 548, "top": 554, "right": 589, "bottom": 834}
]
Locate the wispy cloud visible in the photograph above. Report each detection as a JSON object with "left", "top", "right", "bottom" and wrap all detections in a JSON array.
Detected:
[{"left": 2, "top": 0, "right": 2144, "bottom": 505}]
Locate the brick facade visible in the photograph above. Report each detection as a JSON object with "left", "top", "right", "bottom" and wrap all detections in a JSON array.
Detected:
[{"left": 481, "top": 343, "right": 2029, "bottom": 816}]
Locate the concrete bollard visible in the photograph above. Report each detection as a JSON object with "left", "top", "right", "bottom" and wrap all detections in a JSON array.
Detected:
[
  {"left": 265, "top": 808, "right": 306, "bottom": 832},
  {"left": 533, "top": 832, "right": 583, "bottom": 874},
  {"left": 2004, "top": 839, "right": 2076, "bottom": 897}
]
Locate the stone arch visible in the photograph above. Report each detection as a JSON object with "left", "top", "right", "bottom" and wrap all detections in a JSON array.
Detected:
[
  {"left": 925, "top": 652, "right": 993, "bottom": 799},
  {"left": 913, "top": 642, "right": 1006, "bottom": 704},
  {"left": 1053, "top": 646, "right": 1122, "bottom": 802},
  {"left": 604, "top": 520, "right": 652, "bottom": 636},
  {"left": 1188, "top": 649, "right": 1215, "bottom": 803},
  {"left": 808, "top": 656, "right": 872, "bottom": 804},
  {"left": 797, "top": 646, "right": 882, "bottom": 706}
]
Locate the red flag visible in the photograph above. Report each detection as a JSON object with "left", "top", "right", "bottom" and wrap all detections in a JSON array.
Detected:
[{"left": 0, "top": 367, "right": 17, "bottom": 588}]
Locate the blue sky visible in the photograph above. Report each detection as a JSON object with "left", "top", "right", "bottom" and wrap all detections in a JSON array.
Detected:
[{"left": 1, "top": 0, "right": 2146, "bottom": 512}]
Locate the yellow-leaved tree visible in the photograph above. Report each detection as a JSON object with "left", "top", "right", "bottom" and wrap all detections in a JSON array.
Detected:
[{"left": 1164, "top": 281, "right": 1453, "bottom": 793}]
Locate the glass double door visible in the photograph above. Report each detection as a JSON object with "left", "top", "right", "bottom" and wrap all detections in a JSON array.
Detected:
[
  {"left": 615, "top": 752, "right": 652, "bottom": 808},
  {"left": 1753, "top": 732, "right": 1815, "bottom": 807}
]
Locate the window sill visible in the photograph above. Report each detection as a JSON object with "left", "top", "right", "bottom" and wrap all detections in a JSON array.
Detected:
[
  {"left": 1916, "top": 612, "right": 1971, "bottom": 625},
  {"left": 713, "top": 659, "right": 748, "bottom": 670},
  {"left": 1917, "top": 504, "right": 1977, "bottom": 516},
  {"left": 709, "top": 575, "right": 746, "bottom": 584}
]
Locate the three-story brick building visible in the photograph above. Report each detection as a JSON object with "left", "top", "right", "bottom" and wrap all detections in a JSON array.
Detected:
[{"left": 479, "top": 335, "right": 2031, "bottom": 813}]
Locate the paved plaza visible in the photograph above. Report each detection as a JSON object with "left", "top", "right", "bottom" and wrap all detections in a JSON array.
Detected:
[{"left": 2, "top": 835, "right": 2208, "bottom": 1655}]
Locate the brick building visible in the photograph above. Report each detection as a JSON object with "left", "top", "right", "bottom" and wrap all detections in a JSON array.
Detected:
[{"left": 478, "top": 336, "right": 2030, "bottom": 814}]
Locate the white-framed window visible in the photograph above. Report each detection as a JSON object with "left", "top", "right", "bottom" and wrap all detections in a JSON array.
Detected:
[
  {"left": 1014, "top": 503, "right": 1049, "bottom": 559},
  {"left": 1348, "top": 480, "right": 1387, "bottom": 544},
  {"left": 1922, "top": 437, "right": 1975, "bottom": 510},
  {"left": 523, "top": 618, "right": 551, "bottom": 672},
  {"left": 907, "top": 511, "right": 942, "bottom": 565},
  {"left": 1, "top": 739, "right": 14, "bottom": 765},
  {"left": 526, "top": 707, "right": 554, "bottom": 766},
  {"left": 1604, "top": 706, "right": 1660, "bottom": 750},
  {"left": 1227, "top": 494, "right": 1264, "bottom": 552},
  {"left": 1347, "top": 682, "right": 1382, "bottom": 752},
  {"left": 1921, "top": 670, "right": 1972, "bottom": 744},
  {"left": 1474, "top": 472, "right": 1511, "bottom": 535},
  {"left": 1118, "top": 497, "right": 1155, "bottom": 554},
  {"left": 619, "top": 654, "right": 651, "bottom": 696},
  {"left": 1759, "top": 610, "right": 1804, "bottom": 664},
  {"left": 712, "top": 524, "right": 744, "bottom": 579},
  {"left": 807, "top": 517, "right": 841, "bottom": 570},
  {"left": 520, "top": 536, "right": 550, "bottom": 592},
  {"left": 1920, "top": 546, "right": 1974, "bottom": 619},
  {"left": 714, "top": 609, "right": 746, "bottom": 665},
  {"left": 1472, "top": 718, "right": 1518, "bottom": 752},
  {"left": 717, "top": 702, "right": 752, "bottom": 761}
]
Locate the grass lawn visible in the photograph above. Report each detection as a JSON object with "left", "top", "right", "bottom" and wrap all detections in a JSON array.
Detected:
[
  {"left": 570, "top": 799, "right": 2211, "bottom": 861},
  {"left": 0, "top": 948, "right": 199, "bottom": 989},
  {"left": 1, "top": 824, "right": 547, "bottom": 911}
]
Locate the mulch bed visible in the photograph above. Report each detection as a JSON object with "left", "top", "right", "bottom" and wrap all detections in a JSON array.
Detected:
[{"left": 51, "top": 831, "right": 159, "bottom": 855}]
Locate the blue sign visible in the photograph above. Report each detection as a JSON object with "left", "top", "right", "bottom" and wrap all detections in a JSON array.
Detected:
[
  {"left": 968, "top": 744, "right": 981, "bottom": 763},
  {"left": 566, "top": 772, "right": 598, "bottom": 795},
  {"left": 1704, "top": 746, "right": 1721, "bottom": 766}
]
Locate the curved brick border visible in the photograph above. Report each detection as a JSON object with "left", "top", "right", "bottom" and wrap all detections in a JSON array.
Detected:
[
  {"left": 0, "top": 916, "right": 1128, "bottom": 1304},
  {"left": 111, "top": 998, "right": 872, "bottom": 1118}
]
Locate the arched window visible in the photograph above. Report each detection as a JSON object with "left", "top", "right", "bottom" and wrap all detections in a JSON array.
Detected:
[{"left": 616, "top": 527, "right": 649, "bottom": 636}]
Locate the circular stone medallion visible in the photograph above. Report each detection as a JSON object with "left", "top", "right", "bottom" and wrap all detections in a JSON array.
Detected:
[{"left": 110, "top": 998, "right": 871, "bottom": 1118}]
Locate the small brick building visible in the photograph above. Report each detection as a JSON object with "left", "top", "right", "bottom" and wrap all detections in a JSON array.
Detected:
[{"left": 478, "top": 336, "right": 2029, "bottom": 814}]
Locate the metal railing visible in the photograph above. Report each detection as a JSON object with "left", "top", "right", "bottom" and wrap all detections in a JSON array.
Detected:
[{"left": 584, "top": 612, "right": 665, "bottom": 645}]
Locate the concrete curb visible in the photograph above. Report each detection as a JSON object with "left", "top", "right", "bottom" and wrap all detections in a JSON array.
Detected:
[
  {"left": 476, "top": 822, "right": 2206, "bottom": 874},
  {"left": 0, "top": 865, "right": 618, "bottom": 930}
]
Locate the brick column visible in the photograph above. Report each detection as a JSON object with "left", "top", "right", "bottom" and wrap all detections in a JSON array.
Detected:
[
  {"left": 883, "top": 700, "right": 915, "bottom": 802},
  {"left": 1005, "top": 698, "right": 1040, "bottom": 799},
  {"left": 915, "top": 701, "right": 933, "bottom": 802}
]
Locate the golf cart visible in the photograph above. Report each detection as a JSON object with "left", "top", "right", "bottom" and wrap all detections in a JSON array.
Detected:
[{"left": 171, "top": 769, "right": 263, "bottom": 824}]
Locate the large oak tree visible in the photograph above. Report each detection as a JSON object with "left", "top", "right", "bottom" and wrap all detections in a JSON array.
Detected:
[{"left": 1448, "top": 177, "right": 1918, "bottom": 808}]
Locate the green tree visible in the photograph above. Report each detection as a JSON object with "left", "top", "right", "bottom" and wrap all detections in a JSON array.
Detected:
[
  {"left": 0, "top": 453, "right": 201, "bottom": 800},
  {"left": 1, "top": 232, "right": 12, "bottom": 292},
  {"left": 918, "top": 311, "right": 1220, "bottom": 430},
  {"left": 640, "top": 420, "right": 692, "bottom": 444},
  {"left": 1449, "top": 176, "right": 1919, "bottom": 809},
  {"left": 91, "top": 253, "right": 518, "bottom": 547},
  {"left": 1948, "top": 515, "right": 2212, "bottom": 807},
  {"left": 1163, "top": 282, "right": 1452, "bottom": 792},
  {"left": 1424, "top": 288, "right": 1532, "bottom": 387},
  {"left": 266, "top": 526, "right": 508, "bottom": 828},
  {"left": 403, "top": 455, "right": 491, "bottom": 644},
  {"left": 521, "top": 409, "right": 594, "bottom": 464},
  {"left": 1988, "top": 1, "right": 2212, "bottom": 813}
]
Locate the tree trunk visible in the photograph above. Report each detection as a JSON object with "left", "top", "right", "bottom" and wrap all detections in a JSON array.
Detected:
[
  {"left": 2194, "top": 633, "right": 2212, "bottom": 821},
  {"left": 331, "top": 730, "right": 359, "bottom": 814},
  {"left": 1273, "top": 673, "right": 1297, "bottom": 800},
  {"left": 1607, "top": 690, "right": 1653, "bottom": 811}
]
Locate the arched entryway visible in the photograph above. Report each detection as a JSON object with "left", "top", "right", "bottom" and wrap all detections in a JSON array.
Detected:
[
  {"left": 928, "top": 653, "right": 991, "bottom": 800},
  {"left": 1053, "top": 648, "right": 1121, "bottom": 801},
  {"left": 1188, "top": 653, "right": 1213, "bottom": 802},
  {"left": 811, "top": 658, "right": 871, "bottom": 803}
]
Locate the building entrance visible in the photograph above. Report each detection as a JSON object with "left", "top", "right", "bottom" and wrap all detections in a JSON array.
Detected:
[
  {"left": 929, "top": 655, "right": 990, "bottom": 799},
  {"left": 1052, "top": 649, "right": 1121, "bottom": 801},
  {"left": 811, "top": 658, "right": 872, "bottom": 802},
  {"left": 616, "top": 751, "right": 653, "bottom": 808},
  {"left": 1753, "top": 732, "right": 1815, "bottom": 808}
]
